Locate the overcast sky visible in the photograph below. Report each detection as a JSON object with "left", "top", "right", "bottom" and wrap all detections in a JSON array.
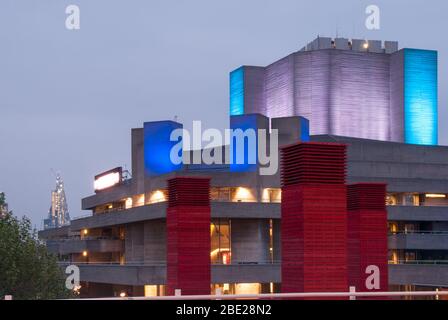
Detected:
[{"left": 0, "top": 0, "right": 447, "bottom": 227}]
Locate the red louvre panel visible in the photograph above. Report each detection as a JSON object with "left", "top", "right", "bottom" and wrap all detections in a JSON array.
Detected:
[
  {"left": 166, "top": 177, "right": 211, "bottom": 296},
  {"left": 168, "top": 177, "right": 210, "bottom": 207},
  {"left": 281, "top": 142, "right": 347, "bottom": 186},
  {"left": 347, "top": 183, "right": 388, "bottom": 299},
  {"left": 281, "top": 142, "right": 348, "bottom": 299},
  {"left": 347, "top": 183, "right": 387, "bottom": 211},
  {"left": 281, "top": 184, "right": 348, "bottom": 298}
]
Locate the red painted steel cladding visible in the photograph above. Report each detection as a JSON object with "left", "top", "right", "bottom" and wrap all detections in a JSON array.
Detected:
[
  {"left": 168, "top": 177, "right": 211, "bottom": 207},
  {"left": 281, "top": 184, "right": 348, "bottom": 295},
  {"left": 281, "top": 142, "right": 348, "bottom": 298},
  {"left": 281, "top": 142, "right": 347, "bottom": 186},
  {"left": 347, "top": 184, "right": 389, "bottom": 297},
  {"left": 166, "top": 177, "right": 211, "bottom": 295}
]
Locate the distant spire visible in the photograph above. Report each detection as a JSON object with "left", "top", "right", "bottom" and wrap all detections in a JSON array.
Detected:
[{"left": 44, "top": 173, "right": 70, "bottom": 229}]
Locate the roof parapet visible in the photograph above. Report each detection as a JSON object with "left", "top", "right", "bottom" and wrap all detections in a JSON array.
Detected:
[{"left": 300, "top": 36, "right": 398, "bottom": 54}]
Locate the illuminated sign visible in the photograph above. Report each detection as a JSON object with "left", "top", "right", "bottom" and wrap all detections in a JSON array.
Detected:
[
  {"left": 230, "top": 114, "right": 259, "bottom": 173},
  {"left": 144, "top": 120, "right": 183, "bottom": 177},
  {"left": 94, "top": 167, "right": 122, "bottom": 192}
]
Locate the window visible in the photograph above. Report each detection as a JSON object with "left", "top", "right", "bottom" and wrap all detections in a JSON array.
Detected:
[
  {"left": 211, "top": 219, "right": 231, "bottom": 264},
  {"left": 262, "top": 188, "right": 281, "bottom": 203}
]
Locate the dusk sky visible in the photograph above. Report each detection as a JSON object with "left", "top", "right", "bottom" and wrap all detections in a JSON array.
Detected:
[{"left": 0, "top": 0, "right": 447, "bottom": 227}]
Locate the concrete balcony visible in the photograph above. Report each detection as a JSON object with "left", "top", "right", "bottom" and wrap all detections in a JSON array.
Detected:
[
  {"left": 82, "top": 183, "right": 133, "bottom": 210},
  {"left": 71, "top": 202, "right": 281, "bottom": 231},
  {"left": 70, "top": 203, "right": 167, "bottom": 231},
  {"left": 212, "top": 263, "right": 280, "bottom": 283},
  {"left": 48, "top": 239, "right": 124, "bottom": 255},
  {"left": 75, "top": 264, "right": 166, "bottom": 286},
  {"left": 211, "top": 202, "right": 280, "bottom": 219},
  {"left": 38, "top": 226, "right": 70, "bottom": 239},
  {"left": 65, "top": 262, "right": 448, "bottom": 288},
  {"left": 389, "top": 263, "right": 448, "bottom": 287},
  {"left": 67, "top": 263, "right": 280, "bottom": 286},
  {"left": 389, "top": 232, "right": 448, "bottom": 250},
  {"left": 387, "top": 205, "right": 448, "bottom": 221}
]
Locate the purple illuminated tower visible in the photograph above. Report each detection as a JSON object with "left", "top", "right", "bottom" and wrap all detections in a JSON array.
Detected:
[{"left": 230, "top": 37, "right": 438, "bottom": 146}]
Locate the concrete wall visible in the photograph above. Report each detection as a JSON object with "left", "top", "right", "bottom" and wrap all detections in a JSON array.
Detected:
[
  {"left": 231, "top": 219, "right": 270, "bottom": 264},
  {"left": 143, "top": 219, "right": 166, "bottom": 265},
  {"left": 48, "top": 239, "right": 124, "bottom": 255},
  {"left": 388, "top": 206, "right": 448, "bottom": 222},
  {"left": 272, "top": 219, "right": 281, "bottom": 262},
  {"left": 389, "top": 234, "right": 448, "bottom": 250},
  {"left": 76, "top": 264, "right": 281, "bottom": 286},
  {"left": 125, "top": 223, "right": 144, "bottom": 263},
  {"left": 390, "top": 50, "right": 405, "bottom": 142},
  {"left": 75, "top": 263, "right": 448, "bottom": 287},
  {"left": 131, "top": 128, "right": 145, "bottom": 195},
  {"left": 242, "top": 50, "right": 393, "bottom": 141},
  {"left": 71, "top": 202, "right": 166, "bottom": 231},
  {"left": 389, "top": 264, "right": 448, "bottom": 286}
]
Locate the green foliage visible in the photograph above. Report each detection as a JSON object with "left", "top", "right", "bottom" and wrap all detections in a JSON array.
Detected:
[{"left": 0, "top": 201, "right": 73, "bottom": 299}]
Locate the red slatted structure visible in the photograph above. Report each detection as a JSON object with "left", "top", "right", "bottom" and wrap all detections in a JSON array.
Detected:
[
  {"left": 166, "top": 177, "right": 211, "bottom": 295},
  {"left": 281, "top": 142, "right": 348, "bottom": 298},
  {"left": 347, "top": 183, "right": 388, "bottom": 299}
]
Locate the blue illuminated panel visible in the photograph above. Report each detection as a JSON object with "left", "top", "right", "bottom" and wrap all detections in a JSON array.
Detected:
[
  {"left": 144, "top": 121, "right": 183, "bottom": 176},
  {"left": 404, "top": 49, "right": 438, "bottom": 145},
  {"left": 230, "top": 114, "right": 258, "bottom": 172},
  {"left": 300, "top": 117, "right": 310, "bottom": 142},
  {"left": 230, "top": 67, "right": 245, "bottom": 116}
]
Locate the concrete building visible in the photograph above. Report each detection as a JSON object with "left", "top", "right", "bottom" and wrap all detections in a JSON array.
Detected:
[
  {"left": 38, "top": 37, "right": 448, "bottom": 299},
  {"left": 38, "top": 117, "right": 448, "bottom": 298}
]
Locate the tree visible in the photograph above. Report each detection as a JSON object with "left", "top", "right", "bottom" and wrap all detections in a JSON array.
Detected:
[
  {"left": 0, "top": 194, "right": 73, "bottom": 299},
  {"left": 0, "top": 192, "right": 6, "bottom": 213}
]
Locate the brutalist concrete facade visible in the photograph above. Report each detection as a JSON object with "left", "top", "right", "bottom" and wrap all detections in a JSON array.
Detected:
[
  {"left": 39, "top": 121, "right": 448, "bottom": 298},
  {"left": 38, "top": 37, "right": 446, "bottom": 298}
]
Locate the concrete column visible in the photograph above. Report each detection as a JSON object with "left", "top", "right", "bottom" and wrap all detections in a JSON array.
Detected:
[
  {"left": 272, "top": 219, "right": 281, "bottom": 262},
  {"left": 231, "top": 219, "right": 270, "bottom": 264},
  {"left": 131, "top": 128, "right": 145, "bottom": 195},
  {"left": 144, "top": 219, "right": 166, "bottom": 265},
  {"left": 125, "top": 223, "right": 144, "bottom": 263}
]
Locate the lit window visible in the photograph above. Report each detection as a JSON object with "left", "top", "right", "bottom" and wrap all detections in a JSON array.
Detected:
[
  {"left": 232, "top": 187, "right": 255, "bottom": 202},
  {"left": 211, "top": 220, "right": 231, "bottom": 264},
  {"left": 262, "top": 188, "right": 281, "bottom": 203},
  {"left": 125, "top": 197, "right": 133, "bottom": 209},
  {"left": 133, "top": 194, "right": 145, "bottom": 207},
  {"left": 426, "top": 194, "right": 446, "bottom": 199},
  {"left": 148, "top": 190, "right": 166, "bottom": 204},
  {"left": 210, "top": 187, "right": 231, "bottom": 202},
  {"left": 235, "top": 283, "right": 261, "bottom": 295},
  {"left": 144, "top": 285, "right": 158, "bottom": 297}
]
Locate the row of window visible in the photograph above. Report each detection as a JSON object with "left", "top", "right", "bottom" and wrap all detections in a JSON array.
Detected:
[{"left": 94, "top": 190, "right": 448, "bottom": 214}]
